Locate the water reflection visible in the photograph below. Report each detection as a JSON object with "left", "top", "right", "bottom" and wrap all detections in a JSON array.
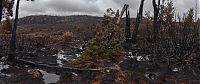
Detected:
[{"left": 39, "top": 70, "right": 60, "bottom": 84}]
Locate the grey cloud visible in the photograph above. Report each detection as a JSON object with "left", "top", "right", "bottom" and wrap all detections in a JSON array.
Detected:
[
  {"left": 44, "top": 0, "right": 101, "bottom": 13},
  {"left": 16, "top": 0, "right": 197, "bottom": 18}
]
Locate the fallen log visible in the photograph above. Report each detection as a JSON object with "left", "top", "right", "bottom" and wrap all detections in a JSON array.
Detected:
[{"left": 13, "top": 59, "right": 121, "bottom": 73}]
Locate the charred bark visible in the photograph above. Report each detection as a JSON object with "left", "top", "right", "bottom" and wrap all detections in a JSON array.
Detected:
[
  {"left": 132, "top": 0, "right": 145, "bottom": 44},
  {"left": 152, "top": 0, "right": 161, "bottom": 40},
  {"left": 8, "top": 0, "right": 20, "bottom": 61},
  {"left": 125, "top": 9, "right": 131, "bottom": 43},
  {"left": 13, "top": 59, "right": 120, "bottom": 72},
  {"left": 117, "top": 4, "right": 129, "bottom": 24},
  {"left": 0, "top": 0, "right": 3, "bottom": 23}
]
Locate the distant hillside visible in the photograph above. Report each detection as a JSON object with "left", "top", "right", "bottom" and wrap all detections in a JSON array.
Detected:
[
  {"left": 0, "top": 15, "right": 138, "bottom": 42},
  {"left": 16, "top": 15, "right": 102, "bottom": 33},
  {"left": 1, "top": 15, "right": 138, "bottom": 35},
  {"left": 18, "top": 15, "right": 102, "bottom": 25},
  {"left": 16, "top": 15, "right": 137, "bottom": 33}
]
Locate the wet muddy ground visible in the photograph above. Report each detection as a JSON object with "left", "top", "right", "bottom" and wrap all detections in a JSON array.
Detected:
[
  {"left": 1, "top": 46, "right": 200, "bottom": 84},
  {"left": 0, "top": 38, "right": 200, "bottom": 84}
]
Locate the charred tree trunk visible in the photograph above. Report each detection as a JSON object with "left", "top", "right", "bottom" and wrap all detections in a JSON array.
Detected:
[
  {"left": 117, "top": 4, "right": 129, "bottom": 24},
  {"left": 8, "top": 0, "right": 20, "bottom": 61},
  {"left": 0, "top": 0, "right": 3, "bottom": 23},
  {"left": 132, "top": 0, "right": 145, "bottom": 44},
  {"left": 152, "top": 0, "right": 161, "bottom": 40},
  {"left": 125, "top": 9, "right": 131, "bottom": 43}
]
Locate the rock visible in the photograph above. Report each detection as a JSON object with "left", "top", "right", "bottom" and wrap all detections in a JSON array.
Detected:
[{"left": 27, "top": 69, "right": 43, "bottom": 78}]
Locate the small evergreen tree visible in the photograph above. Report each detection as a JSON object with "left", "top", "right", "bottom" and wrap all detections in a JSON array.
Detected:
[{"left": 76, "top": 9, "right": 122, "bottom": 63}]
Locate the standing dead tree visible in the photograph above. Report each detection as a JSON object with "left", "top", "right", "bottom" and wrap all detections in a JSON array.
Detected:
[
  {"left": 125, "top": 9, "right": 131, "bottom": 43},
  {"left": 0, "top": 0, "right": 3, "bottom": 23},
  {"left": 8, "top": 0, "right": 34, "bottom": 61},
  {"left": 132, "top": 0, "right": 145, "bottom": 44},
  {"left": 8, "top": 0, "right": 20, "bottom": 61},
  {"left": 117, "top": 4, "right": 129, "bottom": 24},
  {"left": 116, "top": 4, "right": 131, "bottom": 43},
  {"left": 152, "top": 0, "right": 161, "bottom": 40}
]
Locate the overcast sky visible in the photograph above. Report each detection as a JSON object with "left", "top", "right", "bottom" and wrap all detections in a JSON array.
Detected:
[{"left": 16, "top": 0, "right": 197, "bottom": 18}]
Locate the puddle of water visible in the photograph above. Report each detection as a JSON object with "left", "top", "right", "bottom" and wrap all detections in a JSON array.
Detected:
[
  {"left": 126, "top": 52, "right": 151, "bottom": 61},
  {"left": 145, "top": 73, "right": 157, "bottom": 80},
  {"left": 137, "top": 56, "right": 150, "bottom": 61},
  {"left": 39, "top": 70, "right": 60, "bottom": 84},
  {"left": 72, "top": 72, "right": 78, "bottom": 76},
  {"left": 57, "top": 52, "right": 67, "bottom": 60},
  {"left": 78, "top": 46, "right": 83, "bottom": 50},
  {"left": 75, "top": 54, "right": 81, "bottom": 57},
  {"left": 127, "top": 52, "right": 135, "bottom": 58},
  {"left": 56, "top": 51, "right": 74, "bottom": 67},
  {"left": 25, "top": 65, "right": 29, "bottom": 68},
  {"left": 0, "top": 62, "right": 11, "bottom": 77},
  {"left": 172, "top": 68, "right": 179, "bottom": 72},
  {"left": 0, "top": 73, "right": 11, "bottom": 77},
  {"left": 56, "top": 60, "right": 63, "bottom": 67},
  {"left": 137, "top": 56, "right": 143, "bottom": 61},
  {"left": 57, "top": 51, "right": 74, "bottom": 60},
  {"left": 0, "top": 62, "right": 9, "bottom": 71},
  {"left": 135, "top": 53, "right": 151, "bottom": 62},
  {"left": 55, "top": 51, "right": 68, "bottom": 67},
  {"left": 129, "top": 52, "right": 133, "bottom": 56},
  {"left": 40, "top": 48, "right": 46, "bottom": 51},
  {"left": 55, "top": 50, "right": 81, "bottom": 66}
]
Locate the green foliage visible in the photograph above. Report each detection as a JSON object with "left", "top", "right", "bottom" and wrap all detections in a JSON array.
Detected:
[{"left": 76, "top": 11, "right": 123, "bottom": 63}]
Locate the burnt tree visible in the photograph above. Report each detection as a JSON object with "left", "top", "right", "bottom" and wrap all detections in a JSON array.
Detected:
[
  {"left": 8, "top": 0, "right": 20, "bottom": 61},
  {"left": 152, "top": 0, "right": 161, "bottom": 40},
  {"left": 132, "top": 0, "right": 145, "bottom": 44},
  {"left": 117, "top": 4, "right": 129, "bottom": 24},
  {"left": 125, "top": 8, "right": 131, "bottom": 43},
  {"left": 0, "top": 0, "right": 3, "bottom": 23},
  {"left": 8, "top": 0, "right": 34, "bottom": 61}
]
